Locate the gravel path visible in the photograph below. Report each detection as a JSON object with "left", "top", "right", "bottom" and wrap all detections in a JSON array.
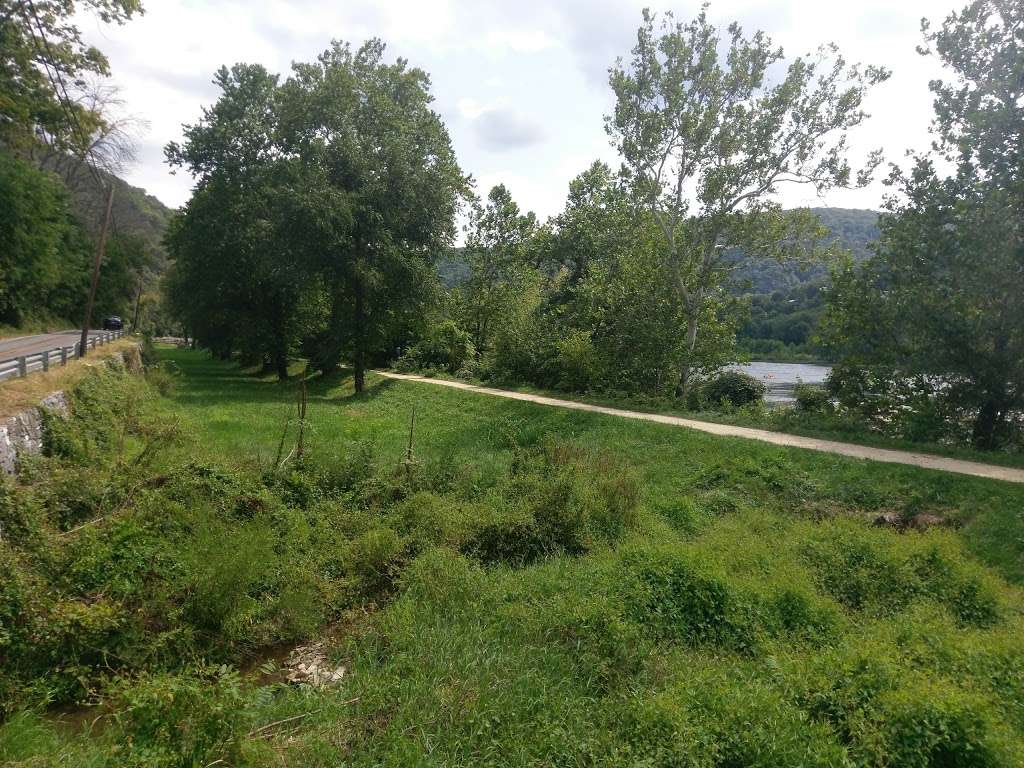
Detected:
[{"left": 376, "top": 371, "right": 1024, "bottom": 485}]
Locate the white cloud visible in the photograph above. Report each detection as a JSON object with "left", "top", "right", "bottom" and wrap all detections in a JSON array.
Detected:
[{"left": 79, "top": 0, "right": 968, "bottom": 219}]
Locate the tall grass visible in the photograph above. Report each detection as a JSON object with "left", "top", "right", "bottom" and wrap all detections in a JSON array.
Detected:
[{"left": 2, "top": 349, "right": 1023, "bottom": 766}]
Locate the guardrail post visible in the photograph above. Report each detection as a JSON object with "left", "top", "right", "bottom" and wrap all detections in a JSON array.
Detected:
[
  {"left": 61, "top": 346, "right": 68, "bottom": 366},
  {"left": 17, "top": 357, "right": 26, "bottom": 378},
  {"left": 42, "top": 350, "right": 49, "bottom": 372}
]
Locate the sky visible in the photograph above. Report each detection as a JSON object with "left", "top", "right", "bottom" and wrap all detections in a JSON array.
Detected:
[{"left": 79, "top": 0, "right": 965, "bottom": 220}]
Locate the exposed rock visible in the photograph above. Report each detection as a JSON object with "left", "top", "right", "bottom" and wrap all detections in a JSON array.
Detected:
[
  {"left": 0, "top": 391, "right": 69, "bottom": 475},
  {"left": 283, "top": 642, "right": 347, "bottom": 688},
  {"left": 0, "top": 345, "right": 141, "bottom": 476}
]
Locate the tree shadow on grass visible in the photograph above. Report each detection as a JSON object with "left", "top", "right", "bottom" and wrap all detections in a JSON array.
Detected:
[{"left": 304, "top": 367, "right": 399, "bottom": 404}]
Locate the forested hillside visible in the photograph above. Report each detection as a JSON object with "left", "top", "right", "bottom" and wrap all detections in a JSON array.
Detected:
[
  {"left": 0, "top": 153, "right": 173, "bottom": 330},
  {"left": 735, "top": 209, "right": 879, "bottom": 360},
  {"left": 731, "top": 207, "right": 878, "bottom": 294},
  {"left": 44, "top": 155, "right": 177, "bottom": 275},
  {"left": 437, "top": 208, "right": 878, "bottom": 362},
  {"left": 439, "top": 207, "right": 879, "bottom": 295}
]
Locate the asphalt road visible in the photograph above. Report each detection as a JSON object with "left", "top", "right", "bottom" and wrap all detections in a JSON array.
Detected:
[{"left": 0, "top": 330, "right": 109, "bottom": 364}]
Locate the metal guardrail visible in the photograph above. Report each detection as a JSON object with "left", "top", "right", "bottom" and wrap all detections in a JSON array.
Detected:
[{"left": 0, "top": 330, "right": 125, "bottom": 382}]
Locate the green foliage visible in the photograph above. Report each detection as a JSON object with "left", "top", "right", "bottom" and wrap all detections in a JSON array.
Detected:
[
  {"left": 0, "top": 153, "right": 160, "bottom": 329},
  {"left": 110, "top": 666, "right": 250, "bottom": 768},
  {"left": 395, "top": 319, "right": 475, "bottom": 375},
  {"left": 803, "top": 523, "right": 1002, "bottom": 626},
  {"left": 0, "top": 154, "right": 89, "bottom": 326},
  {"left": 6, "top": 346, "right": 1024, "bottom": 766},
  {"left": 607, "top": 8, "right": 886, "bottom": 392},
  {"left": 824, "top": 1, "right": 1024, "bottom": 451},
  {"left": 698, "top": 370, "right": 767, "bottom": 408},
  {"left": 460, "top": 184, "right": 540, "bottom": 357},
  {"left": 167, "top": 40, "right": 468, "bottom": 386},
  {"left": 794, "top": 383, "right": 831, "bottom": 412},
  {"left": 0, "top": 0, "right": 143, "bottom": 153}
]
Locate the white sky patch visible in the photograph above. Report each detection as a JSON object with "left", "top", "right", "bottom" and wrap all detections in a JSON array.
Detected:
[{"left": 79, "top": 0, "right": 965, "bottom": 223}]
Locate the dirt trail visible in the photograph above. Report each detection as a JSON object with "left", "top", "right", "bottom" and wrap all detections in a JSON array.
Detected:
[{"left": 376, "top": 371, "right": 1024, "bottom": 485}]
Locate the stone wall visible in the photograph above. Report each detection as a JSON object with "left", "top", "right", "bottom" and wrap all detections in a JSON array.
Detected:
[{"left": 0, "top": 346, "right": 142, "bottom": 475}]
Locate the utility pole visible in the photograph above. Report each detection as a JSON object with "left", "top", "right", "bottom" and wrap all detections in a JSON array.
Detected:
[
  {"left": 79, "top": 184, "right": 115, "bottom": 358},
  {"left": 131, "top": 276, "right": 144, "bottom": 331}
]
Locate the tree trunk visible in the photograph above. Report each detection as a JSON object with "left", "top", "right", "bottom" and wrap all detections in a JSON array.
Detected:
[
  {"left": 131, "top": 280, "right": 143, "bottom": 331},
  {"left": 275, "top": 352, "right": 289, "bottom": 381},
  {"left": 675, "top": 311, "right": 701, "bottom": 397},
  {"left": 353, "top": 279, "right": 366, "bottom": 394},
  {"left": 972, "top": 397, "right": 1003, "bottom": 450}
]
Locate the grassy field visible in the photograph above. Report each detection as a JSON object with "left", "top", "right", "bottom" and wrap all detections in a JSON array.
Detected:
[
  {"left": 3, "top": 347, "right": 1024, "bottom": 766},
  {"left": 402, "top": 370, "right": 1024, "bottom": 471}
]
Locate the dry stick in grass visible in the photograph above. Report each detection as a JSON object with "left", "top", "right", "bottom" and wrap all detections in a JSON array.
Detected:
[
  {"left": 402, "top": 405, "right": 417, "bottom": 484},
  {"left": 249, "top": 709, "right": 324, "bottom": 737},
  {"left": 273, "top": 407, "right": 291, "bottom": 470},
  {"left": 296, "top": 375, "right": 308, "bottom": 460}
]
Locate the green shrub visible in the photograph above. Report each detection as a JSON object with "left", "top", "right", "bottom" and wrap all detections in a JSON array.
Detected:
[
  {"left": 395, "top": 320, "right": 475, "bottom": 374},
  {"left": 623, "top": 666, "right": 848, "bottom": 766},
  {"left": 462, "top": 442, "right": 641, "bottom": 566},
  {"left": 110, "top": 666, "right": 250, "bottom": 768},
  {"left": 397, "top": 547, "right": 486, "bottom": 609},
  {"left": 863, "top": 680, "right": 1016, "bottom": 767},
  {"left": 700, "top": 370, "right": 766, "bottom": 408},
  {"left": 347, "top": 527, "right": 407, "bottom": 598},
  {"left": 803, "top": 526, "right": 1002, "bottom": 626},
  {"left": 0, "top": 478, "right": 47, "bottom": 550},
  {"left": 550, "top": 329, "right": 601, "bottom": 392},
  {"left": 40, "top": 464, "right": 114, "bottom": 531},
  {"left": 542, "top": 595, "right": 647, "bottom": 691},
  {"left": 144, "top": 361, "right": 179, "bottom": 397},
  {"left": 391, "top": 491, "right": 472, "bottom": 551},
  {"left": 620, "top": 546, "right": 757, "bottom": 651},
  {"left": 794, "top": 382, "right": 831, "bottom": 412}
]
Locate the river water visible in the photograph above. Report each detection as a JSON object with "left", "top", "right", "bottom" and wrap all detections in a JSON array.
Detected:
[{"left": 730, "top": 361, "right": 832, "bottom": 404}]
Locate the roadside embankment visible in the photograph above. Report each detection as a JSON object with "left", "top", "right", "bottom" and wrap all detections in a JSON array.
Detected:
[{"left": 0, "top": 342, "right": 142, "bottom": 474}]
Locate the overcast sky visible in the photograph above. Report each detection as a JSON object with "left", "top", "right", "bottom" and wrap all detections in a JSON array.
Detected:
[{"left": 80, "top": 0, "right": 964, "bottom": 219}]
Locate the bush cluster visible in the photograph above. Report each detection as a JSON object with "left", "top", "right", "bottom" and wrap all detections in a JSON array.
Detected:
[
  {"left": 394, "top": 320, "right": 476, "bottom": 376},
  {"left": 0, "top": 364, "right": 642, "bottom": 725}
]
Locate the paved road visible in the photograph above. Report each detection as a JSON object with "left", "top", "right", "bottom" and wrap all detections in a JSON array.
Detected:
[
  {"left": 377, "top": 371, "right": 1024, "bottom": 485},
  {"left": 0, "top": 330, "right": 108, "bottom": 363}
]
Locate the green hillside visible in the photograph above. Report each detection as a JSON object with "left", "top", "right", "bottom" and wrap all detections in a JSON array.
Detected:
[
  {"left": 729, "top": 207, "right": 879, "bottom": 294},
  {"left": 39, "top": 154, "right": 177, "bottom": 278}
]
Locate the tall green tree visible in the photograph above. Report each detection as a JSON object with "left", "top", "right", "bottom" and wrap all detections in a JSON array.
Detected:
[
  {"left": 278, "top": 40, "right": 468, "bottom": 391},
  {"left": 460, "top": 184, "right": 538, "bottom": 355},
  {"left": 166, "top": 64, "right": 327, "bottom": 376},
  {"left": 825, "top": 0, "right": 1024, "bottom": 449},
  {"left": 607, "top": 8, "right": 888, "bottom": 394},
  {"left": 167, "top": 43, "right": 465, "bottom": 386}
]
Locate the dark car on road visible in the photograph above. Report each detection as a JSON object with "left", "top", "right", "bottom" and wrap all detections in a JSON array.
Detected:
[{"left": 102, "top": 316, "right": 124, "bottom": 331}]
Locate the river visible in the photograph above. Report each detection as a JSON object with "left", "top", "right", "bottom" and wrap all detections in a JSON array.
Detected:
[{"left": 731, "top": 361, "right": 832, "bottom": 404}]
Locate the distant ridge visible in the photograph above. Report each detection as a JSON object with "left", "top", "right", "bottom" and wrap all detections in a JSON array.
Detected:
[
  {"left": 729, "top": 207, "right": 879, "bottom": 294},
  {"left": 438, "top": 207, "right": 881, "bottom": 295},
  {"left": 38, "top": 154, "right": 177, "bottom": 282}
]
